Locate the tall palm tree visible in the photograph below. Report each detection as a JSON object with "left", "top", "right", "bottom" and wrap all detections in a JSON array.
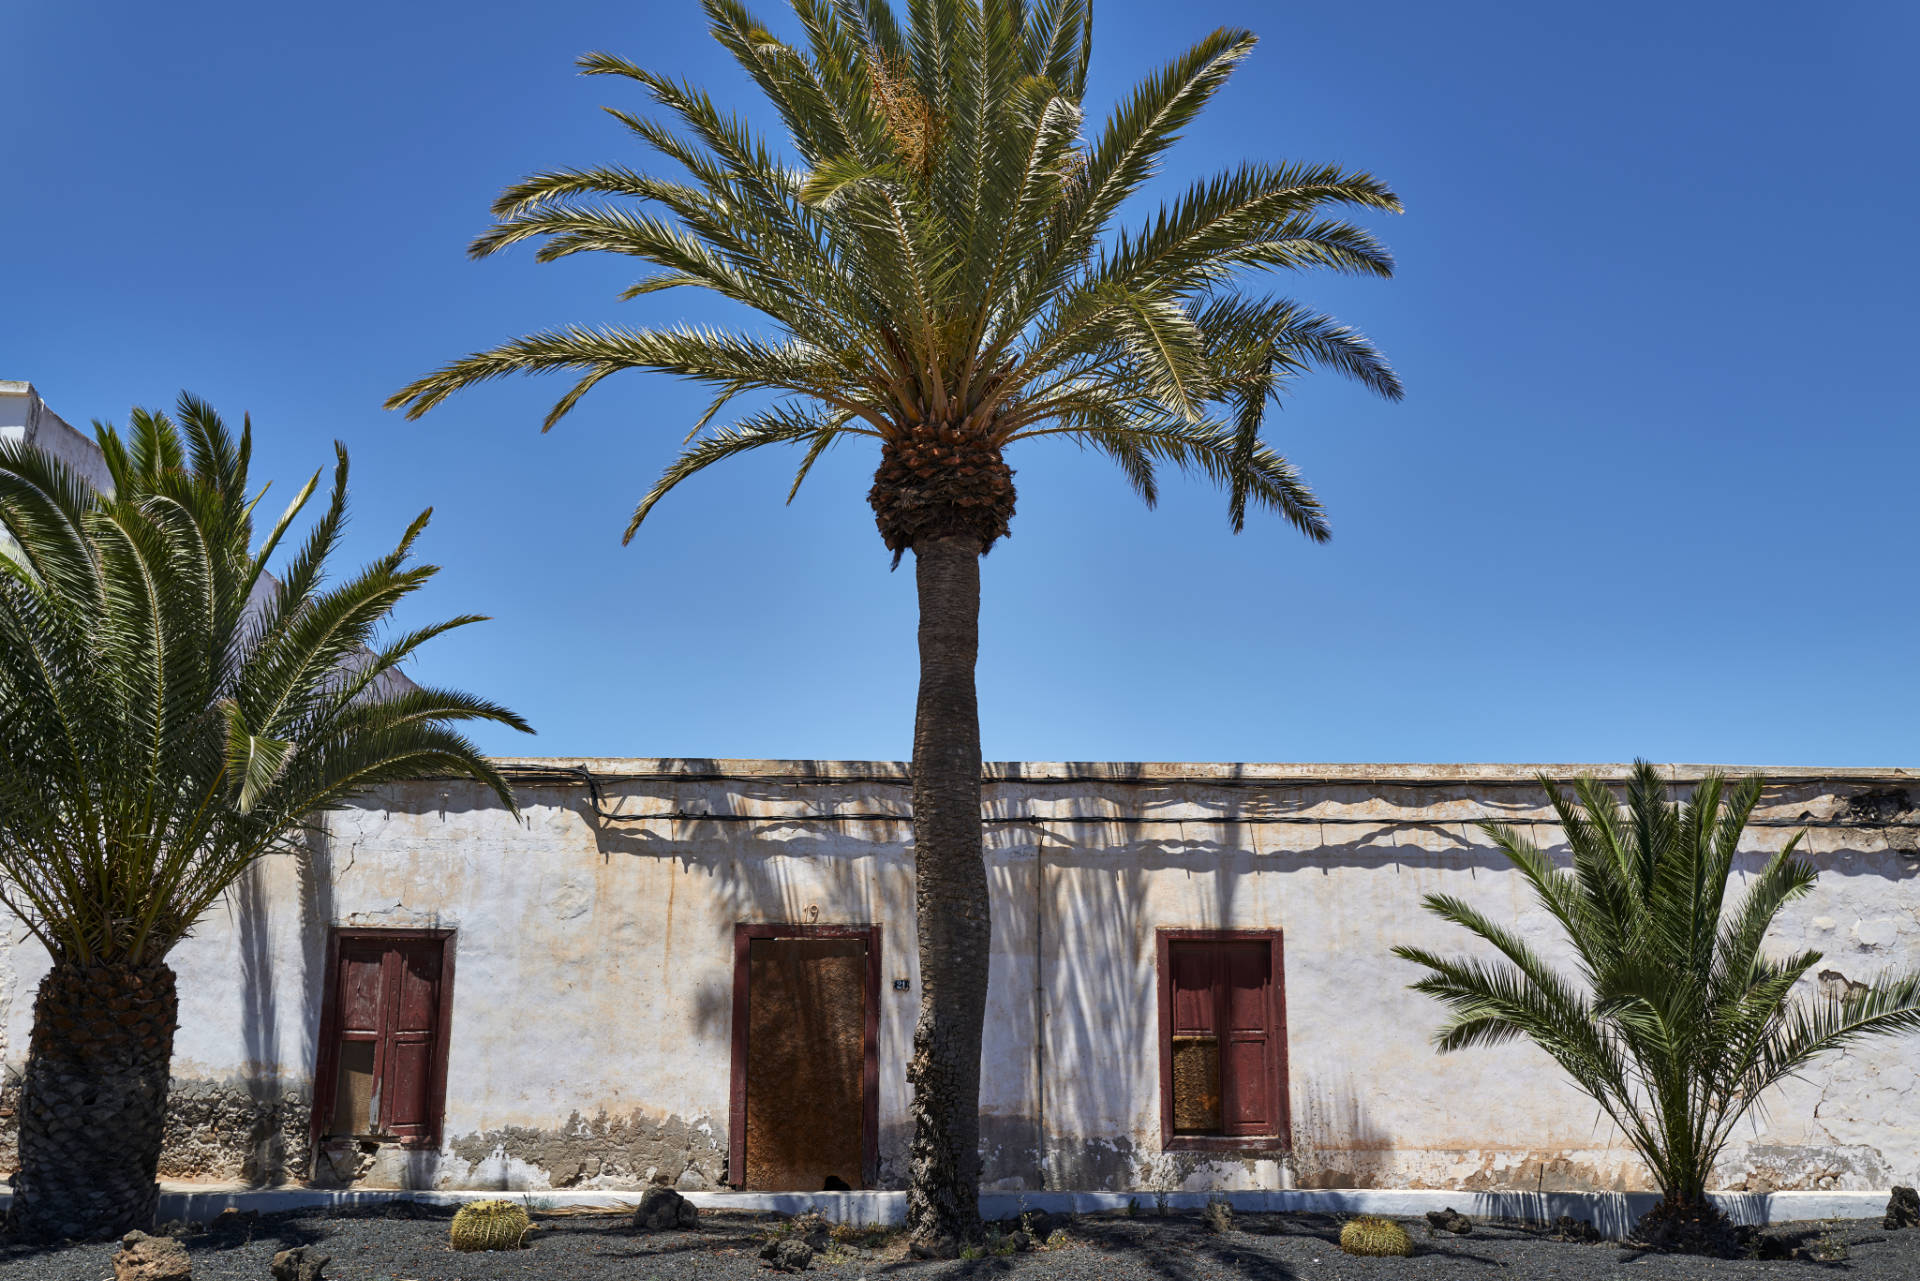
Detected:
[
  {"left": 1395, "top": 762, "right": 1920, "bottom": 1251},
  {"left": 388, "top": 0, "right": 1400, "bottom": 1250},
  {"left": 0, "top": 398, "right": 529, "bottom": 1240}
]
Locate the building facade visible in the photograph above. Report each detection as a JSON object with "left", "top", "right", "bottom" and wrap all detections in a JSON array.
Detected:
[{"left": 3, "top": 757, "right": 1916, "bottom": 1197}]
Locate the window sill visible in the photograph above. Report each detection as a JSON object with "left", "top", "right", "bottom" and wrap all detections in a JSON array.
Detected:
[
  {"left": 1163, "top": 1134, "right": 1289, "bottom": 1154},
  {"left": 319, "top": 1134, "right": 437, "bottom": 1151}
]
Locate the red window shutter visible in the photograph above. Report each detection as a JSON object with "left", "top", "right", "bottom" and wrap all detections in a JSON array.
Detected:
[
  {"left": 1218, "top": 942, "right": 1272, "bottom": 1136},
  {"left": 1160, "top": 933, "right": 1284, "bottom": 1146},
  {"left": 1169, "top": 946, "right": 1217, "bottom": 1035},
  {"left": 1168, "top": 944, "right": 1222, "bottom": 1133}
]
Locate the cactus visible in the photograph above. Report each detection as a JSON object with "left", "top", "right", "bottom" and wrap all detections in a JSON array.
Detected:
[
  {"left": 450, "top": 1199, "right": 532, "bottom": 1252},
  {"left": 1340, "top": 1215, "right": 1413, "bottom": 1257}
]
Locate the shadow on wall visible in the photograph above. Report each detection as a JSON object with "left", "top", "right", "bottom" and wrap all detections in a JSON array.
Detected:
[
  {"left": 1288, "top": 1073, "right": 1394, "bottom": 1189},
  {"left": 586, "top": 816, "right": 914, "bottom": 1045},
  {"left": 1037, "top": 784, "right": 1287, "bottom": 1192},
  {"left": 482, "top": 776, "right": 915, "bottom": 1192},
  {"left": 190, "top": 826, "right": 332, "bottom": 1186}
]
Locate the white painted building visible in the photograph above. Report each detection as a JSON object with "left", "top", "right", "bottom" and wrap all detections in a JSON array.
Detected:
[{"left": 2, "top": 758, "right": 1916, "bottom": 1199}]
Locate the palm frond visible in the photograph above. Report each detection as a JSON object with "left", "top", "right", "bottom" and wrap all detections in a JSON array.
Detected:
[
  {"left": 1398, "top": 759, "right": 1920, "bottom": 1207},
  {"left": 0, "top": 397, "right": 530, "bottom": 966},
  {"left": 392, "top": 1, "right": 1401, "bottom": 553}
]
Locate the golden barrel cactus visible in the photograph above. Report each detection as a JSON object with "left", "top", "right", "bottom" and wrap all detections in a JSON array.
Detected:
[
  {"left": 450, "top": 1199, "right": 532, "bottom": 1251},
  {"left": 1340, "top": 1215, "right": 1413, "bottom": 1257}
]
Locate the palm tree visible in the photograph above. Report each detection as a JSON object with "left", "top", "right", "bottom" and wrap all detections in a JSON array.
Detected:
[
  {"left": 1394, "top": 762, "right": 1920, "bottom": 1251},
  {"left": 0, "top": 397, "right": 529, "bottom": 1240},
  {"left": 388, "top": 0, "right": 1400, "bottom": 1250}
]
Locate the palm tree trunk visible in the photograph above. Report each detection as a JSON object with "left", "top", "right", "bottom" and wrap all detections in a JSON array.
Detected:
[
  {"left": 9, "top": 960, "right": 177, "bottom": 1241},
  {"left": 904, "top": 532, "right": 989, "bottom": 1256}
]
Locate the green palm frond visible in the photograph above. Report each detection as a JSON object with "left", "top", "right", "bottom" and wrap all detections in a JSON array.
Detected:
[
  {"left": 387, "top": 0, "right": 1401, "bottom": 548},
  {"left": 0, "top": 397, "right": 531, "bottom": 966},
  {"left": 627, "top": 401, "right": 878, "bottom": 538},
  {"left": 1397, "top": 760, "right": 1920, "bottom": 1206}
]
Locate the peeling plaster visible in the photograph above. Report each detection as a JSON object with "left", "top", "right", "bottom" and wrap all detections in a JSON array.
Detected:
[
  {"left": 444, "top": 1109, "right": 725, "bottom": 1191},
  {"left": 1720, "top": 1144, "right": 1890, "bottom": 1192}
]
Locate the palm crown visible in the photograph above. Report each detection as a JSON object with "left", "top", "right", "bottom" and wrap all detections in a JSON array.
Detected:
[
  {"left": 0, "top": 397, "right": 530, "bottom": 966},
  {"left": 387, "top": 0, "right": 1402, "bottom": 555},
  {"left": 1394, "top": 762, "right": 1920, "bottom": 1207}
]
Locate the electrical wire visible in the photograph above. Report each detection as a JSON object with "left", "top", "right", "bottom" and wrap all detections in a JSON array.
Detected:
[{"left": 493, "top": 764, "right": 1919, "bottom": 832}]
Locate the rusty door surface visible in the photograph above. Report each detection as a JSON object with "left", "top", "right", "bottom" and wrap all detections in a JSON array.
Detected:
[{"left": 735, "top": 929, "right": 876, "bottom": 1190}]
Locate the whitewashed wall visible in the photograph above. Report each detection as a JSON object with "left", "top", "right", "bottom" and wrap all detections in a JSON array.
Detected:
[{"left": 1, "top": 759, "right": 1916, "bottom": 1193}]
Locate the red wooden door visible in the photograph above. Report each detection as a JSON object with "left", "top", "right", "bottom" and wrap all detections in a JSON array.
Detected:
[{"left": 318, "top": 932, "right": 450, "bottom": 1146}]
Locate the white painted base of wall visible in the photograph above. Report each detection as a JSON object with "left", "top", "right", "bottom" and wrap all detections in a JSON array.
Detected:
[{"left": 0, "top": 1185, "right": 1892, "bottom": 1240}]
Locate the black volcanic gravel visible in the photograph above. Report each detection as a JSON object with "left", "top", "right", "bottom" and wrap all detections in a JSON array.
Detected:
[{"left": 3, "top": 1206, "right": 1917, "bottom": 1281}]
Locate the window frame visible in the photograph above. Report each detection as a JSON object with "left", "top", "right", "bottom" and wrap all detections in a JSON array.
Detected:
[
  {"left": 727, "top": 922, "right": 882, "bottom": 1189},
  {"left": 1155, "top": 928, "right": 1290, "bottom": 1153},
  {"left": 309, "top": 927, "right": 457, "bottom": 1150}
]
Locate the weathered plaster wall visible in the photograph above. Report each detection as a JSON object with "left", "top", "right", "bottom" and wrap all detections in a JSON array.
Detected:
[
  {"left": 2, "top": 760, "right": 1916, "bottom": 1195},
  {"left": 1025, "top": 768, "right": 1920, "bottom": 1195}
]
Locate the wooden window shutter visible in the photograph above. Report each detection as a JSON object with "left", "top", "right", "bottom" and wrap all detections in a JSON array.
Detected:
[
  {"left": 378, "top": 942, "right": 445, "bottom": 1144},
  {"left": 1168, "top": 945, "right": 1222, "bottom": 1132},
  {"left": 1219, "top": 941, "right": 1272, "bottom": 1136},
  {"left": 1158, "top": 931, "right": 1288, "bottom": 1151}
]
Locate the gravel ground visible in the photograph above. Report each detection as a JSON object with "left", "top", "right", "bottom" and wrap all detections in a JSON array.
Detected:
[{"left": 3, "top": 1205, "right": 1916, "bottom": 1281}]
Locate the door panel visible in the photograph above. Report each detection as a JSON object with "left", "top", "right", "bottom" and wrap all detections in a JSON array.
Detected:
[
  {"left": 337, "top": 951, "right": 386, "bottom": 1034},
  {"left": 382, "top": 1036, "right": 437, "bottom": 1137},
  {"left": 1169, "top": 946, "right": 1217, "bottom": 1034},
  {"left": 1222, "top": 1034, "right": 1271, "bottom": 1132},
  {"left": 742, "top": 934, "right": 871, "bottom": 1190},
  {"left": 1224, "top": 944, "right": 1269, "bottom": 1029},
  {"left": 393, "top": 948, "right": 442, "bottom": 1030}
]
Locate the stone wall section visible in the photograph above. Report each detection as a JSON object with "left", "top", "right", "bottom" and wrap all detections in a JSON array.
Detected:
[{"left": 1, "top": 1077, "right": 310, "bottom": 1184}]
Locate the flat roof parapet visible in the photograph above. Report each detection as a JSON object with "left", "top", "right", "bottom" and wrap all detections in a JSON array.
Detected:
[{"left": 486, "top": 756, "right": 1920, "bottom": 787}]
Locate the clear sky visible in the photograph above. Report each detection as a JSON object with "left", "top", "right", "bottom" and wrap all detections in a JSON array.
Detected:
[{"left": 4, "top": 1, "right": 1914, "bottom": 766}]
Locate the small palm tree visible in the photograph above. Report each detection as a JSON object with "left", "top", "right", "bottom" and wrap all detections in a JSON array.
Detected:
[
  {"left": 388, "top": 0, "right": 1401, "bottom": 1249},
  {"left": 0, "top": 397, "right": 529, "bottom": 1240},
  {"left": 1394, "top": 762, "right": 1920, "bottom": 1246}
]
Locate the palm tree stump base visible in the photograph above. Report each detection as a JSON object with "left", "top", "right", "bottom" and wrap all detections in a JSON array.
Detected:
[
  {"left": 9, "top": 962, "right": 177, "bottom": 1242},
  {"left": 1631, "top": 1199, "right": 1744, "bottom": 1257}
]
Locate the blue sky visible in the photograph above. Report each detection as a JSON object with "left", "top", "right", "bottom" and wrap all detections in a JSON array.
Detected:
[{"left": 4, "top": 1, "right": 1914, "bottom": 766}]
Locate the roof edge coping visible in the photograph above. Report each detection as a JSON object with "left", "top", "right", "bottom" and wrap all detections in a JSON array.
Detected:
[{"left": 483, "top": 757, "right": 1920, "bottom": 786}]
